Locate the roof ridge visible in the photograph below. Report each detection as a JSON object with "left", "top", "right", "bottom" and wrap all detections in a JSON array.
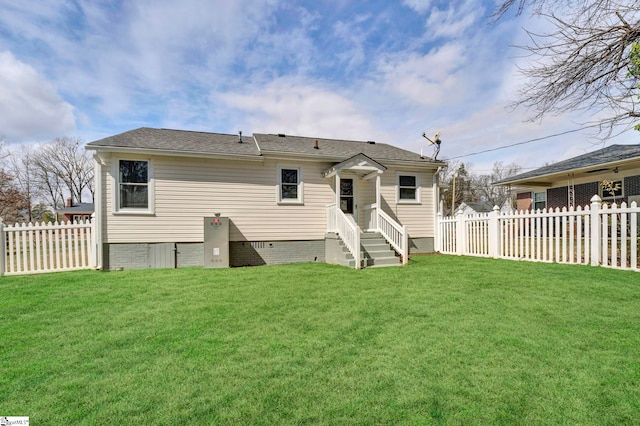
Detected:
[{"left": 159, "top": 127, "right": 246, "bottom": 137}]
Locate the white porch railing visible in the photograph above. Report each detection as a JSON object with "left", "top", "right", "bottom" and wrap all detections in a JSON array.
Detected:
[
  {"left": 327, "top": 204, "right": 361, "bottom": 269},
  {"left": 436, "top": 195, "right": 639, "bottom": 272},
  {"left": 333, "top": 203, "right": 409, "bottom": 267},
  {"left": 363, "top": 204, "right": 377, "bottom": 231},
  {"left": 1, "top": 218, "right": 96, "bottom": 276},
  {"left": 376, "top": 207, "right": 409, "bottom": 265}
]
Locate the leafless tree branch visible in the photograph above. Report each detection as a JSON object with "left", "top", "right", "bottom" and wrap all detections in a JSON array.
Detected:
[{"left": 495, "top": 1, "right": 640, "bottom": 136}]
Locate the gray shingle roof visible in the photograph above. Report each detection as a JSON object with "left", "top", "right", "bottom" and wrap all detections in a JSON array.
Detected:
[
  {"left": 254, "top": 133, "right": 435, "bottom": 162},
  {"left": 86, "top": 127, "right": 262, "bottom": 157},
  {"left": 495, "top": 144, "right": 640, "bottom": 185},
  {"left": 56, "top": 203, "right": 95, "bottom": 214},
  {"left": 86, "top": 127, "right": 442, "bottom": 164},
  {"left": 458, "top": 202, "right": 493, "bottom": 213}
]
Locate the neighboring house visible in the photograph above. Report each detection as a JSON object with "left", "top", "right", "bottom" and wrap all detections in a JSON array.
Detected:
[
  {"left": 56, "top": 199, "right": 94, "bottom": 222},
  {"left": 86, "top": 128, "right": 444, "bottom": 270},
  {"left": 494, "top": 144, "right": 640, "bottom": 211},
  {"left": 454, "top": 201, "right": 494, "bottom": 216}
]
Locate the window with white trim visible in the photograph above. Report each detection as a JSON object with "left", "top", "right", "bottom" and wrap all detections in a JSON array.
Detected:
[
  {"left": 397, "top": 173, "right": 420, "bottom": 203},
  {"left": 277, "top": 165, "right": 303, "bottom": 204},
  {"left": 533, "top": 191, "right": 546, "bottom": 211},
  {"left": 114, "top": 159, "right": 154, "bottom": 214}
]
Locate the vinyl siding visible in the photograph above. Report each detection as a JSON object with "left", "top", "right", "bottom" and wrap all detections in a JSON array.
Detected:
[
  {"left": 101, "top": 154, "right": 436, "bottom": 243},
  {"left": 103, "top": 155, "right": 334, "bottom": 243},
  {"left": 380, "top": 169, "right": 434, "bottom": 238}
]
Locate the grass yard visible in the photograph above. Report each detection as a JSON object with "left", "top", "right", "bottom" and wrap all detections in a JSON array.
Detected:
[{"left": 1, "top": 255, "right": 639, "bottom": 424}]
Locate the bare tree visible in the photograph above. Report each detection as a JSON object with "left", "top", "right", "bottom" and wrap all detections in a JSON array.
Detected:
[
  {"left": 439, "top": 161, "right": 522, "bottom": 213},
  {"left": 439, "top": 161, "right": 479, "bottom": 214},
  {"left": 9, "top": 145, "right": 42, "bottom": 222},
  {"left": 473, "top": 162, "right": 522, "bottom": 209},
  {"left": 0, "top": 135, "right": 7, "bottom": 161},
  {"left": 494, "top": 1, "right": 640, "bottom": 135},
  {"left": 31, "top": 137, "right": 94, "bottom": 209}
]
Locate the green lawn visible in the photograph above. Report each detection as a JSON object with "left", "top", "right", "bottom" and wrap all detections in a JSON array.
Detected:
[{"left": 1, "top": 256, "right": 639, "bottom": 424}]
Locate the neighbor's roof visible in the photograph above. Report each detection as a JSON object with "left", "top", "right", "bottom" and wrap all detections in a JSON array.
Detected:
[
  {"left": 86, "top": 127, "right": 443, "bottom": 165},
  {"left": 494, "top": 144, "right": 640, "bottom": 186},
  {"left": 456, "top": 201, "right": 494, "bottom": 213},
  {"left": 56, "top": 203, "right": 95, "bottom": 214}
]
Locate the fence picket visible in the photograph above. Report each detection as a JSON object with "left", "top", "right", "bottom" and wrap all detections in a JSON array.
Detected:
[
  {"left": 2, "top": 218, "right": 96, "bottom": 276},
  {"left": 631, "top": 202, "right": 638, "bottom": 270},
  {"left": 437, "top": 194, "right": 639, "bottom": 272}
]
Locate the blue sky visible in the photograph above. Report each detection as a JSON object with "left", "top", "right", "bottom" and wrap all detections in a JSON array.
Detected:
[{"left": 1, "top": 0, "right": 638, "bottom": 173}]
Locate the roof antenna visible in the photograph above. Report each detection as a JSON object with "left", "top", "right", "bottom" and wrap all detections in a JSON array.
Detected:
[
  {"left": 422, "top": 131, "right": 442, "bottom": 160},
  {"left": 238, "top": 130, "right": 243, "bottom": 143}
]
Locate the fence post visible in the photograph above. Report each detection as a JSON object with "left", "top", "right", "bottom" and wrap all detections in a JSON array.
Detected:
[
  {"left": 488, "top": 206, "right": 500, "bottom": 258},
  {"left": 402, "top": 225, "right": 409, "bottom": 265},
  {"left": 590, "top": 195, "right": 602, "bottom": 266},
  {"left": 455, "top": 211, "right": 466, "bottom": 256},
  {"left": 435, "top": 211, "right": 442, "bottom": 252},
  {"left": 0, "top": 217, "right": 5, "bottom": 276},
  {"left": 90, "top": 213, "right": 97, "bottom": 269}
]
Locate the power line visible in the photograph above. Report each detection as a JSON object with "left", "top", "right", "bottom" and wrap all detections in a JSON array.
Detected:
[{"left": 444, "top": 126, "right": 595, "bottom": 160}]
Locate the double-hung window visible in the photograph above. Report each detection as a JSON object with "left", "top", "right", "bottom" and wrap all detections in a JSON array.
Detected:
[
  {"left": 397, "top": 173, "right": 420, "bottom": 203},
  {"left": 533, "top": 191, "right": 546, "bottom": 211},
  {"left": 114, "top": 159, "right": 154, "bottom": 213},
  {"left": 278, "top": 165, "right": 303, "bottom": 204}
]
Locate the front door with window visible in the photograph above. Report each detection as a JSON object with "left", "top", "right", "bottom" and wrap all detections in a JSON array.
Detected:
[{"left": 340, "top": 178, "right": 355, "bottom": 215}]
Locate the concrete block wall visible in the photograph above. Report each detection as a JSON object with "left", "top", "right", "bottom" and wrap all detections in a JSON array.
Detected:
[
  {"left": 324, "top": 232, "right": 348, "bottom": 266},
  {"left": 105, "top": 243, "right": 150, "bottom": 270},
  {"left": 177, "top": 243, "right": 203, "bottom": 267},
  {"left": 410, "top": 237, "right": 434, "bottom": 254},
  {"left": 105, "top": 240, "right": 326, "bottom": 270},
  {"left": 230, "top": 240, "right": 325, "bottom": 267},
  {"left": 103, "top": 236, "right": 434, "bottom": 270}
]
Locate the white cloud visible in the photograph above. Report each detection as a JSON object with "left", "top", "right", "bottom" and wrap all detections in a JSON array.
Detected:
[
  {"left": 0, "top": 51, "right": 75, "bottom": 142},
  {"left": 375, "top": 43, "right": 467, "bottom": 107},
  {"left": 425, "top": 0, "right": 485, "bottom": 40},
  {"left": 220, "top": 78, "right": 377, "bottom": 140},
  {"left": 402, "top": 0, "right": 433, "bottom": 14}
]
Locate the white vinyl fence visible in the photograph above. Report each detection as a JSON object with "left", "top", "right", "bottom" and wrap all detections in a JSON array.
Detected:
[
  {"left": 1, "top": 217, "right": 96, "bottom": 276},
  {"left": 437, "top": 195, "right": 639, "bottom": 272}
]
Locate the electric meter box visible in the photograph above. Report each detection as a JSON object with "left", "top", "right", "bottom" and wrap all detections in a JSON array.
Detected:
[{"left": 204, "top": 215, "right": 229, "bottom": 268}]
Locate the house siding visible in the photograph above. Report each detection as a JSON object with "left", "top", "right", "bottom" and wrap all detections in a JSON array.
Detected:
[
  {"left": 515, "top": 172, "right": 640, "bottom": 210},
  {"left": 516, "top": 192, "right": 532, "bottom": 211},
  {"left": 379, "top": 170, "right": 434, "bottom": 238},
  {"left": 103, "top": 155, "right": 334, "bottom": 243},
  {"left": 102, "top": 155, "right": 435, "bottom": 243},
  {"left": 99, "top": 154, "right": 436, "bottom": 268},
  {"left": 547, "top": 187, "right": 568, "bottom": 210},
  {"left": 626, "top": 175, "right": 640, "bottom": 197},
  {"left": 575, "top": 182, "right": 599, "bottom": 207}
]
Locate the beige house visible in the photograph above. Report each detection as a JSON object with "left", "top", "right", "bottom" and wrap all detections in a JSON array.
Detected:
[
  {"left": 494, "top": 144, "right": 640, "bottom": 211},
  {"left": 87, "top": 128, "right": 444, "bottom": 269}
]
